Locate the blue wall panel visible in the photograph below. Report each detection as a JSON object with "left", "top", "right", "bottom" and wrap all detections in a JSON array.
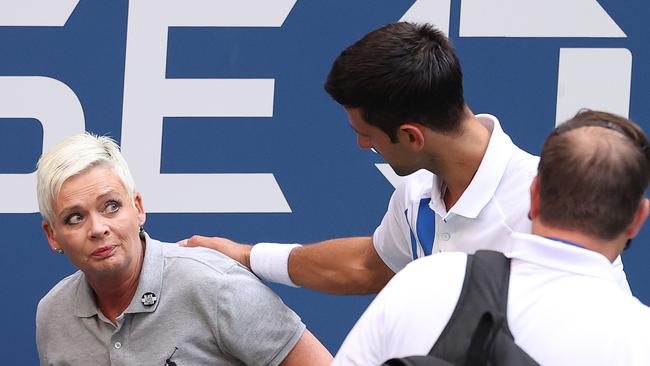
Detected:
[{"left": 0, "top": 0, "right": 648, "bottom": 362}]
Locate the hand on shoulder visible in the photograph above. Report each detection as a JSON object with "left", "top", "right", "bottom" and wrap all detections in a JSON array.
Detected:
[{"left": 178, "top": 235, "right": 252, "bottom": 269}]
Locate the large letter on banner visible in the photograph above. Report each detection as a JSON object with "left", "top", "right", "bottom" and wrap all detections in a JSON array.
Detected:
[
  {"left": 0, "top": 77, "right": 85, "bottom": 213},
  {"left": 121, "top": 0, "right": 296, "bottom": 212},
  {"left": 0, "top": 1, "right": 83, "bottom": 213}
]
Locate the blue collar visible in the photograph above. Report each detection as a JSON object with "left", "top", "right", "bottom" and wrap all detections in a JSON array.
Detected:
[{"left": 544, "top": 236, "right": 585, "bottom": 249}]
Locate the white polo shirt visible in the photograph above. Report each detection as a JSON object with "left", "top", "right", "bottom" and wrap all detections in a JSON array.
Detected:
[
  {"left": 334, "top": 233, "right": 650, "bottom": 366},
  {"left": 373, "top": 114, "right": 539, "bottom": 271}
]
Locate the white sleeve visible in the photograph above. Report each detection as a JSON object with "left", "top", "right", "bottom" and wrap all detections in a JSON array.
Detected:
[
  {"left": 333, "top": 253, "right": 468, "bottom": 366},
  {"left": 612, "top": 255, "right": 632, "bottom": 294},
  {"left": 331, "top": 285, "right": 390, "bottom": 366},
  {"left": 372, "top": 183, "right": 415, "bottom": 273}
]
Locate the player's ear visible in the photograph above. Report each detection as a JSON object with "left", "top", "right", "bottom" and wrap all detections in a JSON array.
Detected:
[{"left": 399, "top": 124, "right": 425, "bottom": 150}]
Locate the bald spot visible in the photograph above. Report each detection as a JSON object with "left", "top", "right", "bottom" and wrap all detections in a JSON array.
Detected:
[{"left": 562, "top": 126, "right": 638, "bottom": 170}]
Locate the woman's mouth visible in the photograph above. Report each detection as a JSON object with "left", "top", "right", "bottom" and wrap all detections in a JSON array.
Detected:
[{"left": 91, "top": 245, "right": 117, "bottom": 258}]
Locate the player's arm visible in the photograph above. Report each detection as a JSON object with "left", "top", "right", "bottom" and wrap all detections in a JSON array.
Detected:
[
  {"left": 289, "top": 236, "right": 395, "bottom": 294},
  {"left": 182, "top": 235, "right": 395, "bottom": 295}
]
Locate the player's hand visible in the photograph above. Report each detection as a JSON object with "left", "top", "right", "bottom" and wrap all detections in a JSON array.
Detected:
[{"left": 179, "top": 235, "right": 252, "bottom": 270}]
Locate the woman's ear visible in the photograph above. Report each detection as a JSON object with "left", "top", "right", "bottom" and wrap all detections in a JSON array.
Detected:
[
  {"left": 42, "top": 220, "right": 61, "bottom": 252},
  {"left": 133, "top": 192, "right": 146, "bottom": 227}
]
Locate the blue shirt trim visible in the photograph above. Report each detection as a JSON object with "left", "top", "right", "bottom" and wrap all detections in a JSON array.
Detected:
[
  {"left": 405, "top": 209, "right": 419, "bottom": 260},
  {"left": 416, "top": 198, "right": 435, "bottom": 256}
]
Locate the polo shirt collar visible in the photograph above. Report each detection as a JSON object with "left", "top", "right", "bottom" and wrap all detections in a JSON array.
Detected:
[
  {"left": 509, "top": 232, "right": 619, "bottom": 281},
  {"left": 429, "top": 114, "right": 514, "bottom": 219},
  {"left": 125, "top": 232, "right": 163, "bottom": 314},
  {"left": 74, "top": 232, "right": 164, "bottom": 318},
  {"left": 74, "top": 274, "right": 98, "bottom": 318}
]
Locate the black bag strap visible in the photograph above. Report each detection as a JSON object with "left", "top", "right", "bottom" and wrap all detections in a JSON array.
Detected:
[
  {"left": 382, "top": 251, "right": 539, "bottom": 366},
  {"left": 428, "top": 250, "right": 512, "bottom": 365},
  {"left": 464, "top": 311, "right": 502, "bottom": 365},
  {"left": 382, "top": 356, "right": 455, "bottom": 366}
]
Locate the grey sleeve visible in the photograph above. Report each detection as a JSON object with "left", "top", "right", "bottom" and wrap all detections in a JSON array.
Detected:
[
  {"left": 35, "top": 301, "right": 47, "bottom": 366},
  {"left": 215, "top": 264, "right": 306, "bottom": 366}
]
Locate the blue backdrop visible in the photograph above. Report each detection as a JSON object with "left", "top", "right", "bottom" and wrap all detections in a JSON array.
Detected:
[{"left": 1, "top": 1, "right": 649, "bottom": 363}]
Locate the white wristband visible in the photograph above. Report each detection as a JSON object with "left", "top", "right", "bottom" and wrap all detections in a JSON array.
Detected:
[{"left": 250, "top": 243, "right": 302, "bottom": 287}]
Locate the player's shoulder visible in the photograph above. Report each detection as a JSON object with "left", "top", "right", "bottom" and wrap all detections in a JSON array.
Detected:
[
  {"left": 507, "top": 146, "right": 539, "bottom": 178},
  {"left": 496, "top": 146, "right": 538, "bottom": 200}
]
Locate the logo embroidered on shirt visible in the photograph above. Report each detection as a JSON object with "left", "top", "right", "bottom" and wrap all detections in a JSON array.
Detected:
[{"left": 165, "top": 346, "right": 179, "bottom": 366}]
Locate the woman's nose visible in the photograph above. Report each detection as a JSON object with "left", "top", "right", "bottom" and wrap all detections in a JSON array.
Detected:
[{"left": 88, "top": 214, "right": 109, "bottom": 238}]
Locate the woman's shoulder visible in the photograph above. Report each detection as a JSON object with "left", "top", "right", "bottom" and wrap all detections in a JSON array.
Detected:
[{"left": 36, "top": 270, "right": 85, "bottom": 324}]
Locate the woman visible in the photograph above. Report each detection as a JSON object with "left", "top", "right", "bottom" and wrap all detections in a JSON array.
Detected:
[{"left": 35, "top": 133, "right": 331, "bottom": 366}]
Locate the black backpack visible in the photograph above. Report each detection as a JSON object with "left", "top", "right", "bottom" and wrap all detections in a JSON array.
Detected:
[{"left": 382, "top": 250, "right": 539, "bottom": 366}]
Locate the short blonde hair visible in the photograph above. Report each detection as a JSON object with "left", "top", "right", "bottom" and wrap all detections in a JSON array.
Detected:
[{"left": 36, "top": 133, "right": 136, "bottom": 223}]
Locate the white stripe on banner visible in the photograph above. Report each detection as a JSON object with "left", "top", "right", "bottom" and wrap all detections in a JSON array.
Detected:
[
  {"left": 459, "top": 0, "right": 625, "bottom": 37},
  {"left": 555, "top": 48, "right": 632, "bottom": 125}
]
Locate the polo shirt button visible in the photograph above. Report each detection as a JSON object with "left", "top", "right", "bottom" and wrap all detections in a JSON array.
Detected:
[
  {"left": 114, "top": 341, "right": 122, "bottom": 349},
  {"left": 440, "top": 233, "right": 450, "bottom": 241}
]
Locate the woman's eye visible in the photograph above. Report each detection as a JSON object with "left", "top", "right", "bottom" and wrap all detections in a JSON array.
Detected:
[
  {"left": 105, "top": 200, "right": 121, "bottom": 213},
  {"left": 65, "top": 214, "right": 83, "bottom": 225}
]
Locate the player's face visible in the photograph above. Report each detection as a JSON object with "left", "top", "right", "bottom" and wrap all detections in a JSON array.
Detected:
[{"left": 346, "top": 108, "right": 420, "bottom": 176}]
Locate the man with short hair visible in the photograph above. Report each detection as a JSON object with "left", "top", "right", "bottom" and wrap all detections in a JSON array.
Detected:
[
  {"left": 182, "top": 22, "right": 629, "bottom": 295},
  {"left": 332, "top": 110, "right": 650, "bottom": 366}
]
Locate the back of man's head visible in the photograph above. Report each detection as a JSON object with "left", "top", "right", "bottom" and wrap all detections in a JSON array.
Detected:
[
  {"left": 324, "top": 22, "right": 465, "bottom": 142},
  {"left": 537, "top": 110, "right": 650, "bottom": 239}
]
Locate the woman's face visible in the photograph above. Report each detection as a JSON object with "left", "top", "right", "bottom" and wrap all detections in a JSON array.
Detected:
[{"left": 42, "top": 165, "right": 146, "bottom": 279}]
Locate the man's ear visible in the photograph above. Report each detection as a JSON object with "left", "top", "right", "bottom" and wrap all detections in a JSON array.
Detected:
[
  {"left": 529, "top": 176, "right": 541, "bottom": 220},
  {"left": 398, "top": 124, "right": 425, "bottom": 150},
  {"left": 625, "top": 197, "right": 650, "bottom": 239},
  {"left": 42, "top": 221, "right": 60, "bottom": 252},
  {"left": 133, "top": 192, "right": 146, "bottom": 227}
]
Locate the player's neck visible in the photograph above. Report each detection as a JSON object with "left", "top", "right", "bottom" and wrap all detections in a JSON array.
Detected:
[{"left": 427, "top": 116, "right": 490, "bottom": 209}]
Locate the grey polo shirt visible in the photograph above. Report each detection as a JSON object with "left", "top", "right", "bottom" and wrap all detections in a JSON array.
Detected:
[{"left": 36, "top": 233, "right": 306, "bottom": 366}]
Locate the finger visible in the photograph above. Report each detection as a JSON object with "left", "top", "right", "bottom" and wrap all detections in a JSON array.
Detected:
[{"left": 177, "top": 235, "right": 206, "bottom": 247}]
